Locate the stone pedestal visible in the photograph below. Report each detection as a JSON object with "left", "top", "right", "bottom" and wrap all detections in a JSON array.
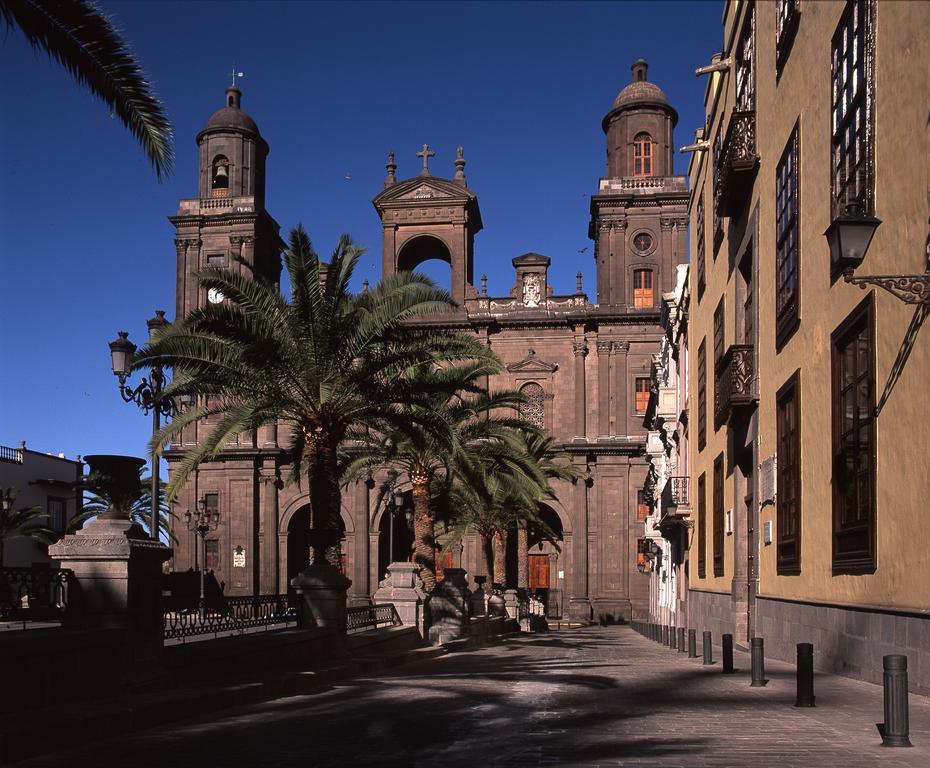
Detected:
[
  {"left": 569, "top": 596, "right": 593, "bottom": 623},
  {"left": 470, "top": 575, "right": 487, "bottom": 617},
  {"left": 373, "top": 562, "right": 428, "bottom": 638},
  {"left": 48, "top": 516, "right": 172, "bottom": 682},
  {"left": 427, "top": 568, "right": 472, "bottom": 646},
  {"left": 504, "top": 589, "right": 520, "bottom": 620},
  {"left": 291, "top": 563, "right": 351, "bottom": 632}
]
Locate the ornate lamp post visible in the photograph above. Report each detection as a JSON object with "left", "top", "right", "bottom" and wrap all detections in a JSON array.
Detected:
[
  {"left": 108, "top": 311, "right": 174, "bottom": 541},
  {"left": 185, "top": 495, "right": 220, "bottom": 619},
  {"left": 384, "top": 472, "right": 411, "bottom": 563}
]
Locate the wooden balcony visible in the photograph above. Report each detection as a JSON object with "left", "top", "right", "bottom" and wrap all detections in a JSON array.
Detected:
[
  {"left": 714, "top": 110, "right": 759, "bottom": 218},
  {"left": 714, "top": 344, "right": 757, "bottom": 425}
]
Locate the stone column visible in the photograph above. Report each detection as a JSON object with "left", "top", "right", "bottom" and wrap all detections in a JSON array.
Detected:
[
  {"left": 174, "top": 238, "right": 187, "bottom": 322},
  {"left": 353, "top": 477, "right": 373, "bottom": 599},
  {"left": 186, "top": 238, "right": 201, "bottom": 312},
  {"left": 572, "top": 337, "right": 588, "bottom": 440},
  {"left": 596, "top": 222, "right": 610, "bottom": 304},
  {"left": 241, "top": 235, "right": 255, "bottom": 276},
  {"left": 597, "top": 340, "right": 611, "bottom": 440},
  {"left": 258, "top": 467, "right": 279, "bottom": 595}
]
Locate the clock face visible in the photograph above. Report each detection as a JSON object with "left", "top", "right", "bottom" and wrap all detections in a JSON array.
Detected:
[
  {"left": 207, "top": 287, "right": 225, "bottom": 304},
  {"left": 633, "top": 233, "right": 653, "bottom": 253}
]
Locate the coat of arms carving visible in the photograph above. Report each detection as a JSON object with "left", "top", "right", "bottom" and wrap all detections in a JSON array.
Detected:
[{"left": 523, "top": 273, "right": 541, "bottom": 307}]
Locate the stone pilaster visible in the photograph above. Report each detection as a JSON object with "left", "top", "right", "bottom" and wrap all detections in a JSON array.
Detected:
[{"left": 572, "top": 337, "right": 588, "bottom": 440}]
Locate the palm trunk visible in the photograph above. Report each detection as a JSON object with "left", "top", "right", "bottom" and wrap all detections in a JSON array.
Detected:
[
  {"left": 410, "top": 468, "right": 436, "bottom": 593},
  {"left": 305, "top": 430, "right": 343, "bottom": 569},
  {"left": 482, "top": 534, "right": 494, "bottom": 584},
  {"left": 517, "top": 524, "right": 528, "bottom": 590},
  {"left": 492, "top": 529, "right": 507, "bottom": 589}
]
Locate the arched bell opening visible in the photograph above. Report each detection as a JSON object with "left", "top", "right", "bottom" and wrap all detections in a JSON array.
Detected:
[
  {"left": 397, "top": 235, "right": 453, "bottom": 294},
  {"left": 211, "top": 155, "right": 230, "bottom": 196}
]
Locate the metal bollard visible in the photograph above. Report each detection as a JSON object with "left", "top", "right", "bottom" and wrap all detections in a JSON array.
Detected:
[
  {"left": 880, "top": 655, "right": 912, "bottom": 747},
  {"left": 688, "top": 628, "right": 697, "bottom": 658},
  {"left": 722, "top": 633, "right": 735, "bottom": 674},
  {"left": 750, "top": 637, "right": 767, "bottom": 686},
  {"left": 678, "top": 626, "right": 686, "bottom": 653},
  {"left": 795, "top": 643, "right": 815, "bottom": 707},
  {"left": 664, "top": 625, "right": 670, "bottom": 646},
  {"left": 670, "top": 626, "right": 677, "bottom": 650},
  {"left": 702, "top": 631, "right": 713, "bottom": 665}
]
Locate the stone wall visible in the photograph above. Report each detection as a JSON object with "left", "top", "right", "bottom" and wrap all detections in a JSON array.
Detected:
[
  {"left": 755, "top": 596, "right": 930, "bottom": 696},
  {"left": 687, "top": 588, "right": 735, "bottom": 646}
]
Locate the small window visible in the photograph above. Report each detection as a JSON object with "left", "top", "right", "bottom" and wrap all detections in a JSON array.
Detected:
[
  {"left": 713, "top": 298, "right": 726, "bottom": 368},
  {"left": 831, "top": 295, "right": 875, "bottom": 574},
  {"left": 633, "top": 269, "right": 654, "bottom": 309},
  {"left": 634, "top": 377, "right": 651, "bottom": 414},
  {"left": 636, "top": 490, "right": 650, "bottom": 521},
  {"left": 205, "top": 539, "right": 220, "bottom": 571},
  {"left": 211, "top": 155, "right": 230, "bottom": 196},
  {"left": 776, "top": 0, "right": 801, "bottom": 76},
  {"left": 48, "top": 498, "right": 67, "bottom": 533},
  {"left": 777, "top": 370, "right": 802, "bottom": 574},
  {"left": 697, "top": 473, "right": 707, "bottom": 578},
  {"left": 735, "top": 2, "right": 756, "bottom": 112},
  {"left": 713, "top": 453, "right": 725, "bottom": 577},
  {"left": 633, "top": 133, "right": 653, "bottom": 177}
]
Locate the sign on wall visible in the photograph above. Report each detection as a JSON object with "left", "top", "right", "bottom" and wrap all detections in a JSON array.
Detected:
[{"left": 233, "top": 545, "right": 246, "bottom": 568}]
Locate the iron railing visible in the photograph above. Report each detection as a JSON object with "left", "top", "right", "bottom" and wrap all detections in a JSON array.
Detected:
[
  {"left": 346, "top": 603, "right": 401, "bottom": 634},
  {"left": 163, "top": 593, "right": 298, "bottom": 642},
  {"left": 715, "top": 109, "right": 759, "bottom": 217},
  {"left": 0, "top": 566, "right": 71, "bottom": 627}
]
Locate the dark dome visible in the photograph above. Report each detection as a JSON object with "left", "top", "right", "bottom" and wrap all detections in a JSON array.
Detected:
[
  {"left": 603, "top": 59, "right": 677, "bottom": 131},
  {"left": 201, "top": 87, "right": 261, "bottom": 137}
]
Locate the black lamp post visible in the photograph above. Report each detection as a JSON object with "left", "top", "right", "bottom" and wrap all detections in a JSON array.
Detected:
[
  {"left": 185, "top": 495, "right": 220, "bottom": 619},
  {"left": 384, "top": 472, "right": 411, "bottom": 564},
  {"left": 108, "top": 311, "right": 174, "bottom": 541}
]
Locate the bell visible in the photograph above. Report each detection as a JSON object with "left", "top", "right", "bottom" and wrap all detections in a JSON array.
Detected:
[{"left": 214, "top": 164, "right": 228, "bottom": 179}]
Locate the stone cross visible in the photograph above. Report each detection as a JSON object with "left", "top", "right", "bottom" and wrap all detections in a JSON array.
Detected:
[{"left": 417, "top": 143, "right": 435, "bottom": 175}]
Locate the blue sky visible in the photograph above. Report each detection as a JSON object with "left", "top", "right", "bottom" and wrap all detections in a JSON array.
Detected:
[{"left": 0, "top": 0, "right": 721, "bottom": 467}]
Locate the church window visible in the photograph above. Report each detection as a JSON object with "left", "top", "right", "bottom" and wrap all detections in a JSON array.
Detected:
[
  {"left": 831, "top": 0, "right": 874, "bottom": 221},
  {"left": 633, "top": 133, "right": 653, "bottom": 177},
  {"left": 636, "top": 490, "right": 650, "bottom": 521},
  {"left": 632, "top": 269, "right": 653, "bottom": 309},
  {"left": 519, "top": 382, "right": 546, "bottom": 430},
  {"left": 634, "top": 377, "right": 651, "bottom": 414},
  {"left": 211, "top": 155, "right": 230, "bottom": 196}
]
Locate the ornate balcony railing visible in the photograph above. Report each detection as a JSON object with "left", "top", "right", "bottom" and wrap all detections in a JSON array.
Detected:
[
  {"left": 346, "top": 603, "right": 402, "bottom": 634},
  {"left": 714, "top": 110, "right": 759, "bottom": 217},
  {"left": 670, "top": 476, "right": 690, "bottom": 507},
  {"left": 714, "top": 344, "right": 757, "bottom": 425},
  {"left": 1, "top": 566, "right": 72, "bottom": 626},
  {"left": 0, "top": 444, "right": 24, "bottom": 463},
  {"left": 163, "top": 593, "right": 298, "bottom": 642}
]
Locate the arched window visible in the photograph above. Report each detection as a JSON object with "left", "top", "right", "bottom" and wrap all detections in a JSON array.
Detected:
[
  {"left": 633, "top": 269, "right": 654, "bottom": 309},
  {"left": 519, "top": 382, "right": 546, "bottom": 430},
  {"left": 211, "top": 155, "right": 229, "bottom": 196},
  {"left": 633, "top": 133, "right": 653, "bottom": 177}
]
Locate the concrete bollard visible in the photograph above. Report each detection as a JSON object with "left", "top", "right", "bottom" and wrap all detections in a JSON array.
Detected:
[
  {"left": 880, "top": 655, "right": 912, "bottom": 747},
  {"left": 702, "top": 631, "right": 713, "bottom": 665},
  {"left": 678, "top": 626, "right": 686, "bottom": 653},
  {"left": 688, "top": 628, "right": 697, "bottom": 658},
  {"left": 722, "top": 633, "right": 735, "bottom": 674},
  {"left": 796, "top": 643, "right": 815, "bottom": 707},
  {"left": 750, "top": 637, "right": 767, "bottom": 687}
]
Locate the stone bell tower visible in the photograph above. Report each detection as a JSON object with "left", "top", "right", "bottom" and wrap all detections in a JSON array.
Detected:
[
  {"left": 170, "top": 83, "right": 281, "bottom": 323},
  {"left": 372, "top": 145, "right": 483, "bottom": 305},
  {"left": 589, "top": 60, "right": 687, "bottom": 308}
]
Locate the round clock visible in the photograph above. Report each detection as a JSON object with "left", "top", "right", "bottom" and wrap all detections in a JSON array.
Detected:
[
  {"left": 207, "top": 287, "right": 225, "bottom": 304},
  {"left": 633, "top": 232, "right": 653, "bottom": 253}
]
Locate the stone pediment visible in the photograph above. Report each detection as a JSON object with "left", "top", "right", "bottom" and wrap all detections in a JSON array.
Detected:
[
  {"left": 506, "top": 349, "right": 559, "bottom": 374},
  {"left": 512, "top": 252, "right": 551, "bottom": 267},
  {"left": 374, "top": 176, "right": 475, "bottom": 207}
]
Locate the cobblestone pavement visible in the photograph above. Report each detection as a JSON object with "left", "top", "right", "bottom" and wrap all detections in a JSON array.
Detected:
[{"left": 17, "top": 626, "right": 930, "bottom": 767}]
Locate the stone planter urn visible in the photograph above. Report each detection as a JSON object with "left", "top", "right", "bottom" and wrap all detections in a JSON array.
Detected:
[{"left": 84, "top": 454, "right": 146, "bottom": 522}]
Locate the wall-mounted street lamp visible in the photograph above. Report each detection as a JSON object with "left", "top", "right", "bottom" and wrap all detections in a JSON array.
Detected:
[
  {"left": 185, "top": 495, "right": 220, "bottom": 619},
  {"left": 108, "top": 311, "right": 174, "bottom": 541},
  {"left": 826, "top": 205, "right": 930, "bottom": 306}
]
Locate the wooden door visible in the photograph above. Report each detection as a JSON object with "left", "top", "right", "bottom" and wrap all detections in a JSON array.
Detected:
[{"left": 528, "top": 554, "right": 549, "bottom": 590}]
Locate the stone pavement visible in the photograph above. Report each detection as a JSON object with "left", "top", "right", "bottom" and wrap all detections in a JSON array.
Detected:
[{"left": 14, "top": 626, "right": 930, "bottom": 767}]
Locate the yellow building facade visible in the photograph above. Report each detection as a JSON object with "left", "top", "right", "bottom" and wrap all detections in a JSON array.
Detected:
[{"left": 686, "top": 0, "right": 930, "bottom": 693}]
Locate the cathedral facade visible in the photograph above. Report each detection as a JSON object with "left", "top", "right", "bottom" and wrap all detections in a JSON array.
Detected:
[{"left": 166, "top": 60, "right": 688, "bottom": 624}]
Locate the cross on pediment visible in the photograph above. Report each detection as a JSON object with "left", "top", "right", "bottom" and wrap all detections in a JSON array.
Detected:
[{"left": 416, "top": 144, "right": 435, "bottom": 176}]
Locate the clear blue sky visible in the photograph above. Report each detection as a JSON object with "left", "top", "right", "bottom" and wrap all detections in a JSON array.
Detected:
[{"left": 0, "top": 0, "right": 721, "bottom": 467}]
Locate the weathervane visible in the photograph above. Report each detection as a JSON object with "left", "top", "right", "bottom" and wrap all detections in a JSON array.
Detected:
[{"left": 229, "top": 66, "right": 245, "bottom": 88}]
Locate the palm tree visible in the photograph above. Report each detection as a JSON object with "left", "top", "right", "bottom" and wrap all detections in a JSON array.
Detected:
[
  {"left": 350, "top": 367, "right": 533, "bottom": 593},
  {"left": 70, "top": 471, "right": 175, "bottom": 542},
  {"left": 0, "top": 488, "right": 57, "bottom": 568},
  {"left": 137, "top": 225, "right": 490, "bottom": 569},
  {"left": 0, "top": 0, "right": 173, "bottom": 178}
]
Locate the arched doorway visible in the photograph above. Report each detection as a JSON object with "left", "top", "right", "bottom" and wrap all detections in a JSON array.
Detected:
[
  {"left": 375, "top": 490, "right": 414, "bottom": 582},
  {"left": 286, "top": 507, "right": 346, "bottom": 590},
  {"left": 527, "top": 504, "right": 564, "bottom": 618}
]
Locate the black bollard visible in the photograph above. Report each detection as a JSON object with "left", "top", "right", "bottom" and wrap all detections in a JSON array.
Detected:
[
  {"left": 722, "top": 633, "right": 735, "bottom": 674},
  {"left": 880, "top": 655, "right": 912, "bottom": 747},
  {"left": 664, "top": 625, "right": 670, "bottom": 646},
  {"left": 670, "top": 626, "right": 677, "bottom": 650},
  {"left": 796, "top": 643, "right": 815, "bottom": 707},
  {"left": 702, "top": 631, "right": 713, "bottom": 665},
  {"left": 750, "top": 637, "right": 767, "bottom": 686},
  {"left": 688, "top": 628, "right": 697, "bottom": 658},
  {"left": 678, "top": 627, "right": 686, "bottom": 653}
]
